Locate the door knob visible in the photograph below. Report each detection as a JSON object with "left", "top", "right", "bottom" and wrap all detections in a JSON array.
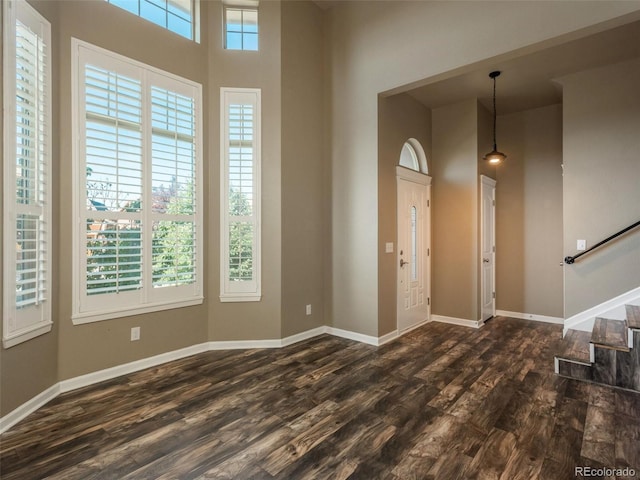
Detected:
[
  {"left": 483, "top": 258, "right": 490, "bottom": 263},
  {"left": 400, "top": 259, "right": 409, "bottom": 267}
]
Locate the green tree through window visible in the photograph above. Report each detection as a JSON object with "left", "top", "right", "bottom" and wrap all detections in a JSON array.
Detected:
[
  {"left": 152, "top": 181, "right": 196, "bottom": 286},
  {"left": 228, "top": 187, "right": 253, "bottom": 281}
]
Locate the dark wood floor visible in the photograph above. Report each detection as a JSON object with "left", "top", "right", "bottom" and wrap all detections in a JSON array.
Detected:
[{"left": 2, "top": 317, "right": 639, "bottom": 479}]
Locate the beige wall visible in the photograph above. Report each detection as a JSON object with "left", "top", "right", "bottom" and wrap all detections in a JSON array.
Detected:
[
  {"left": 55, "top": 0, "right": 209, "bottom": 379},
  {"left": 322, "top": 9, "right": 333, "bottom": 331},
  {"left": 477, "top": 103, "right": 496, "bottom": 182},
  {"left": 2, "top": 0, "right": 324, "bottom": 415},
  {"left": 4, "top": 0, "right": 640, "bottom": 419},
  {"left": 559, "top": 58, "right": 640, "bottom": 317},
  {"left": 325, "top": 6, "right": 377, "bottom": 336},
  {"left": 1, "top": 0, "right": 60, "bottom": 416},
  {"left": 377, "top": 94, "right": 431, "bottom": 335},
  {"left": 431, "top": 100, "right": 479, "bottom": 321},
  {"left": 280, "top": 0, "right": 326, "bottom": 337},
  {"left": 207, "top": 1, "right": 284, "bottom": 341},
  {"left": 327, "top": 0, "right": 640, "bottom": 336},
  {"left": 496, "top": 105, "right": 564, "bottom": 318}
]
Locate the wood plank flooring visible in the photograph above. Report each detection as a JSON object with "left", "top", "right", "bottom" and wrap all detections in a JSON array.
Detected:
[{"left": 2, "top": 317, "right": 639, "bottom": 479}]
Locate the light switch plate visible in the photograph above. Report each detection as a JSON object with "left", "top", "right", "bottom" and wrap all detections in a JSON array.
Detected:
[
  {"left": 385, "top": 242, "right": 394, "bottom": 253},
  {"left": 577, "top": 239, "right": 586, "bottom": 251}
]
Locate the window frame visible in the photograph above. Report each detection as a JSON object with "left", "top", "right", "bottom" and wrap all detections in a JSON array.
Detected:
[
  {"left": 399, "top": 138, "right": 428, "bottom": 174},
  {"left": 220, "top": 87, "right": 261, "bottom": 302},
  {"left": 71, "top": 38, "right": 204, "bottom": 324},
  {"left": 399, "top": 142, "right": 419, "bottom": 171},
  {"left": 2, "top": 0, "right": 53, "bottom": 348},
  {"left": 105, "top": 0, "right": 200, "bottom": 42},
  {"left": 223, "top": 3, "right": 259, "bottom": 51}
]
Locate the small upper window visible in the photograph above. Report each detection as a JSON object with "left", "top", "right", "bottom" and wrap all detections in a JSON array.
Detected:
[
  {"left": 106, "top": 0, "right": 196, "bottom": 41},
  {"left": 224, "top": 6, "right": 258, "bottom": 51},
  {"left": 399, "top": 139, "right": 428, "bottom": 174}
]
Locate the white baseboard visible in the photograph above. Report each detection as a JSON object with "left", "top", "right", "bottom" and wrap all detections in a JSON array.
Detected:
[
  {"left": 281, "top": 327, "right": 328, "bottom": 346},
  {"left": 367, "top": 317, "right": 433, "bottom": 347},
  {"left": 208, "top": 327, "right": 330, "bottom": 350},
  {"left": 0, "top": 383, "right": 60, "bottom": 434},
  {"left": 326, "top": 326, "right": 380, "bottom": 346},
  {"left": 208, "top": 339, "right": 283, "bottom": 350},
  {"left": 564, "top": 285, "right": 640, "bottom": 334},
  {"left": 431, "top": 314, "right": 483, "bottom": 329},
  {"left": 496, "top": 310, "right": 564, "bottom": 325},
  {"left": 2, "top": 342, "right": 213, "bottom": 434},
  {"left": 59, "top": 342, "right": 211, "bottom": 394},
  {"left": 0, "top": 321, "right": 436, "bottom": 434},
  {"left": 396, "top": 317, "right": 431, "bottom": 337},
  {"left": 377, "top": 329, "right": 399, "bottom": 345}
]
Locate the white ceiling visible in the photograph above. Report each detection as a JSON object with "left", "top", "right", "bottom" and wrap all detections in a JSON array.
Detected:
[{"left": 403, "top": 19, "right": 640, "bottom": 114}]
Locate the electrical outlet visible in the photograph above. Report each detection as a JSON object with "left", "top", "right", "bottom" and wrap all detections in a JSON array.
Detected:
[
  {"left": 131, "top": 326, "right": 140, "bottom": 341},
  {"left": 306, "top": 304, "right": 312, "bottom": 315},
  {"left": 385, "top": 242, "right": 394, "bottom": 253}
]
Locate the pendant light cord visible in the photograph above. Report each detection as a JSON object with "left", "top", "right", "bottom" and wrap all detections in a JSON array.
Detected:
[
  {"left": 492, "top": 75, "right": 497, "bottom": 151},
  {"left": 485, "top": 70, "right": 505, "bottom": 163}
]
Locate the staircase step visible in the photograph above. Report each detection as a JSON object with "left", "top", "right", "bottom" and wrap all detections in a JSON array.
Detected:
[
  {"left": 557, "top": 329, "right": 591, "bottom": 363},
  {"left": 626, "top": 304, "right": 640, "bottom": 330},
  {"left": 591, "top": 317, "right": 629, "bottom": 351}
]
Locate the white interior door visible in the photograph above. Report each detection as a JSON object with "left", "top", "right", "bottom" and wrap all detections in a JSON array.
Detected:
[
  {"left": 397, "top": 168, "right": 431, "bottom": 332},
  {"left": 481, "top": 175, "right": 496, "bottom": 322}
]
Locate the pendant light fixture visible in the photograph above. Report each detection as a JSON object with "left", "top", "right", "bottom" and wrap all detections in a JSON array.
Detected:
[{"left": 484, "top": 70, "right": 506, "bottom": 165}]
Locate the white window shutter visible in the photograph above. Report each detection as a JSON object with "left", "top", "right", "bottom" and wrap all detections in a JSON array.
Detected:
[
  {"left": 72, "top": 40, "right": 203, "bottom": 324},
  {"left": 220, "top": 88, "right": 261, "bottom": 302},
  {"left": 3, "top": 0, "right": 53, "bottom": 347}
]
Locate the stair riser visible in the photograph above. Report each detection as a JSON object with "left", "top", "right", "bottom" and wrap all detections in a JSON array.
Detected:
[
  {"left": 593, "top": 347, "right": 616, "bottom": 385},
  {"left": 557, "top": 358, "right": 592, "bottom": 382},
  {"left": 626, "top": 305, "right": 640, "bottom": 330},
  {"left": 591, "top": 339, "right": 640, "bottom": 391}
]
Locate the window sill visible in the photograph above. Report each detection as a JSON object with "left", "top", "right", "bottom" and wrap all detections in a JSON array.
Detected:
[
  {"left": 219, "top": 294, "right": 261, "bottom": 303},
  {"left": 72, "top": 297, "right": 204, "bottom": 325},
  {"left": 3, "top": 321, "right": 53, "bottom": 348}
]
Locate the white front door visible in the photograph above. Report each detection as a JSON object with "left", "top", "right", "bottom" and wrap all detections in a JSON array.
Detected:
[
  {"left": 397, "top": 168, "right": 431, "bottom": 332},
  {"left": 480, "top": 175, "right": 496, "bottom": 322}
]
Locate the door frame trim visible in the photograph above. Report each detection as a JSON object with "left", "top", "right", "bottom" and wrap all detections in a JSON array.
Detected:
[
  {"left": 480, "top": 175, "right": 497, "bottom": 321},
  {"left": 396, "top": 165, "right": 431, "bottom": 185}
]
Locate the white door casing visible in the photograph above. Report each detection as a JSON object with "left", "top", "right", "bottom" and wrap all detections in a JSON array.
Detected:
[
  {"left": 480, "top": 175, "right": 496, "bottom": 322},
  {"left": 397, "top": 166, "right": 431, "bottom": 332}
]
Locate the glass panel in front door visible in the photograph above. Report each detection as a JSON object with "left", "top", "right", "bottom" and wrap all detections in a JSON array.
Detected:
[{"left": 411, "top": 206, "right": 417, "bottom": 281}]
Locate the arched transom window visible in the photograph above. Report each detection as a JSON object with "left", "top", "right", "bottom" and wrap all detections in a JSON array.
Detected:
[{"left": 399, "top": 138, "right": 428, "bottom": 174}]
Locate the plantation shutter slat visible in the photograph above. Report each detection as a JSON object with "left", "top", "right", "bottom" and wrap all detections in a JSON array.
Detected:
[
  {"left": 4, "top": 0, "right": 53, "bottom": 348},
  {"left": 15, "top": 21, "right": 47, "bottom": 309},
  {"left": 220, "top": 88, "right": 261, "bottom": 301},
  {"left": 150, "top": 86, "right": 197, "bottom": 289},
  {"left": 74, "top": 40, "right": 202, "bottom": 322},
  {"left": 83, "top": 65, "right": 143, "bottom": 296}
]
